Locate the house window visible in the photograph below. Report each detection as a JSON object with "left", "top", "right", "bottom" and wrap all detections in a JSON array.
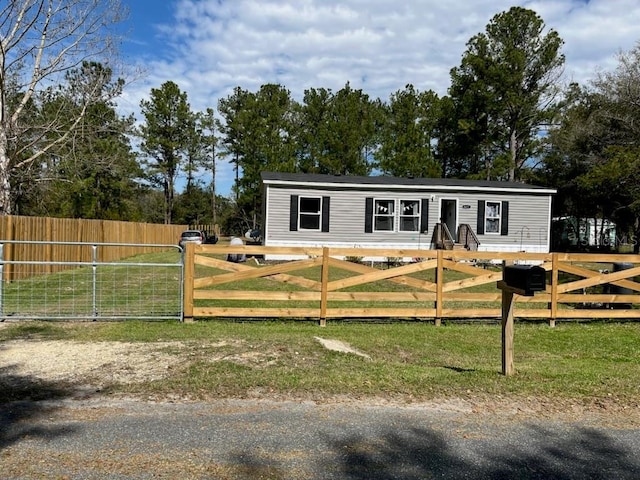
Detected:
[
  {"left": 485, "top": 201, "right": 501, "bottom": 233},
  {"left": 399, "top": 200, "right": 420, "bottom": 232},
  {"left": 299, "top": 196, "right": 322, "bottom": 230},
  {"left": 374, "top": 199, "right": 395, "bottom": 231},
  {"left": 365, "top": 197, "right": 429, "bottom": 234}
]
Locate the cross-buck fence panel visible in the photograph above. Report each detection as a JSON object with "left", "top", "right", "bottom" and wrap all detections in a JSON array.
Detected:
[
  {"left": 183, "top": 244, "right": 640, "bottom": 324},
  {"left": 0, "top": 241, "right": 184, "bottom": 321}
]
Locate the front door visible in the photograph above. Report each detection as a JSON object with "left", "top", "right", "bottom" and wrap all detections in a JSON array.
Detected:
[{"left": 440, "top": 199, "right": 458, "bottom": 241}]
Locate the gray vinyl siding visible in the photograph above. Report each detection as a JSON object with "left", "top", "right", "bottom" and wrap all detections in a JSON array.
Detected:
[
  {"left": 264, "top": 184, "right": 552, "bottom": 251},
  {"left": 457, "top": 193, "right": 551, "bottom": 249},
  {"left": 266, "top": 186, "right": 433, "bottom": 245}
]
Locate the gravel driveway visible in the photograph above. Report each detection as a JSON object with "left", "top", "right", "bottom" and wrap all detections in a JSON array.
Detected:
[{"left": 2, "top": 396, "right": 640, "bottom": 479}]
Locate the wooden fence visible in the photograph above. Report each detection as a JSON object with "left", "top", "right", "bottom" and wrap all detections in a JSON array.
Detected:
[
  {"left": 0, "top": 215, "right": 187, "bottom": 280},
  {"left": 183, "top": 245, "right": 640, "bottom": 324}
]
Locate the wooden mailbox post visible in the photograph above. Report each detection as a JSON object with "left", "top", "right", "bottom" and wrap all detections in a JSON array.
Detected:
[{"left": 497, "top": 265, "right": 547, "bottom": 376}]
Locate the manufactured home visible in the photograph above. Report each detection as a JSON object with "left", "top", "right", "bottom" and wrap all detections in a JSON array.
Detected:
[{"left": 261, "top": 172, "right": 556, "bottom": 255}]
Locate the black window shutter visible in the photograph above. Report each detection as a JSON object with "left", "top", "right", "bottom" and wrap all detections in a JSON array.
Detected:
[
  {"left": 501, "top": 201, "right": 509, "bottom": 236},
  {"left": 477, "top": 200, "right": 485, "bottom": 234},
  {"left": 321, "top": 196, "right": 330, "bottom": 232},
  {"left": 420, "top": 199, "right": 429, "bottom": 233},
  {"left": 289, "top": 195, "right": 298, "bottom": 231},
  {"left": 365, "top": 197, "right": 373, "bottom": 233}
]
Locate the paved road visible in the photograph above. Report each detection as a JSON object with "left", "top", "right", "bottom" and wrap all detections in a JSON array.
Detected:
[{"left": 2, "top": 397, "right": 640, "bottom": 479}]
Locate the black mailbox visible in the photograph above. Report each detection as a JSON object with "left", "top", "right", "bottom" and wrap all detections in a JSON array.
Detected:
[{"left": 503, "top": 265, "right": 546, "bottom": 296}]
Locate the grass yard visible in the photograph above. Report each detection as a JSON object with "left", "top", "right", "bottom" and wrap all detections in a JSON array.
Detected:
[
  {"left": 1, "top": 249, "right": 639, "bottom": 410},
  {"left": 1, "top": 319, "right": 639, "bottom": 410}
]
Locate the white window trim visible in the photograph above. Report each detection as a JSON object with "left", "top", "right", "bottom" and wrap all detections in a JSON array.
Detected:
[
  {"left": 399, "top": 199, "right": 421, "bottom": 232},
  {"left": 437, "top": 197, "right": 459, "bottom": 237},
  {"left": 484, "top": 200, "right": 502, "bottom": 235},
  {"left": 370, "top": 198, "right": 422, "bottom": 233},
  {"left": 298, "top": 195, "right": 322, "bottom": 231},
  {"left": 373, "top": 198, "right": 396, "bottom": 232}
]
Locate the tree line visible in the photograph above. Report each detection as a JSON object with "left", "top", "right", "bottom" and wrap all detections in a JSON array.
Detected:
[{"left": 1, "top": 3, "right": 639, "bottom": 245}]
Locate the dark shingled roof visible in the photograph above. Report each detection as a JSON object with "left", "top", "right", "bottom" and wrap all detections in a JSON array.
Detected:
[{"left": 261, "top": 172, "right": 556, "bottom": 193}]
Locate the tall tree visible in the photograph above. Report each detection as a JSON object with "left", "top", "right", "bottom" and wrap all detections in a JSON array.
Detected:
[
  {"left": 217, "top": 86, "right": 251, "bottom": 202},
  {"left": 27, "top": 62, "right": 140, "bottom": 219},
  {"left": 199, "top": 108, "right": 217, "bottom": 225},
  {"left": 376, "top": 84, "right": 441, "bottom": 178},
  {"left": 139, "top": 81, "right": 193, "bottom": 224},
  {"left": 297, "top": 87, "right": 332, "bottom": 173},
  {"left": 541, "top": 83, "right": 604, "bottom": 219},
  {"left": 0, "top": 0, "right": 125, "bottom": 215},
  {"left": 298, "top": 84, "right": 380, "bottom": 176},
  {"left": 239, "top": 84, "right": 297, "bottom": 222},
  {"left": 438, "top": 69, "right": 494, "bottom": 179},
  {"left": 182, "top": 107, "right": 217, "bottom": 221},
  {"left": 591, "top": 43, "right": 640, "bottom": 243},
  {"left": 448, "top": 6, "right": 564, "bottom": 181},
  {"left": 217, "top": 84, "right": 297, "bottom": 227},
  {"left": 176, "top": 109, "right": 217, "bottom": 226}
]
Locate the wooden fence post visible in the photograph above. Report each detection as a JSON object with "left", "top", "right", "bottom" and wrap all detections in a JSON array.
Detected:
[
  {"left": 183, "top": 243, "right": 195, "bottom": 323},
  {"left": 435, "top": 250, "right": 443, "bottom": 326},
  {"left": 320, "top": 247, "right": 329, "bottom": 327},
  {"left": 501, "top": 287, "right": 515, "bottom": 376},
  {"left": 496, "top": 280, "right": 522, "bottom": 376},
  {"left": 549, "top": 253, "right": 558, "bottom": 327}
]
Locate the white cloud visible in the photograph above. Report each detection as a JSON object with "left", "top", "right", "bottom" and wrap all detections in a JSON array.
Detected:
[{"left": 119, "top": 0, "right": 640, "bottom": 195}]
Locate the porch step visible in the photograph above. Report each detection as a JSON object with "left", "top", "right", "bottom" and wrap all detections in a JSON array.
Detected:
[{"left": 443, "top": 240, "right": 467, "bottom": 251}]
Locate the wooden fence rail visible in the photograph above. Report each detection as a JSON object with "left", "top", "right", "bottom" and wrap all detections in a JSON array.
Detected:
[{"left": 183, "top": 245, "right": 640, "bottom": 324}]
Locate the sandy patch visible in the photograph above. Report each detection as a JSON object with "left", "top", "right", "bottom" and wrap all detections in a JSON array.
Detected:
[
  {"left": 0, "top": 340, "right": 186, "bottom": 386},
  {"left": 314, "top": 337, "right": 371, "bottom": 359}
]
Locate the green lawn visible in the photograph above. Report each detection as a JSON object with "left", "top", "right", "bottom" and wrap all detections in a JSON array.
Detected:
[
  {"left": 2, "top": 320, "right": 638, "bottom": 407},
  {"left": 2, "top": 252, "right": 638, "bottom": 407}
]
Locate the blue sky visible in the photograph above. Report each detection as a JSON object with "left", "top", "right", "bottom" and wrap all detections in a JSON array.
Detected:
[{"left": 117, "top": 0, "right": 640, "bottom": 197}]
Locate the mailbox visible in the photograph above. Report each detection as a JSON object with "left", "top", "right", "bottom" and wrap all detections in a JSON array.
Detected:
[{"left": 503, "top": 265, "right": 546, "bottom": 296}]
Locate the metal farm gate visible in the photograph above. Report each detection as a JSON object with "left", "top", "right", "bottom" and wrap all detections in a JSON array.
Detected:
[{"left": 0, "top": 241, "right": 184, "bottom": 321}]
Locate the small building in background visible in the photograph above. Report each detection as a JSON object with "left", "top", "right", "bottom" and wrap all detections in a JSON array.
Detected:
[{"left": 552, "top": 216, "right": 618, "bottom": 252}]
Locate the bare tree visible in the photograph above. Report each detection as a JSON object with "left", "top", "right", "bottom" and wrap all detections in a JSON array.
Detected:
[{"left": 0, "top": 0, "right": 126, "bottom": 214}]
